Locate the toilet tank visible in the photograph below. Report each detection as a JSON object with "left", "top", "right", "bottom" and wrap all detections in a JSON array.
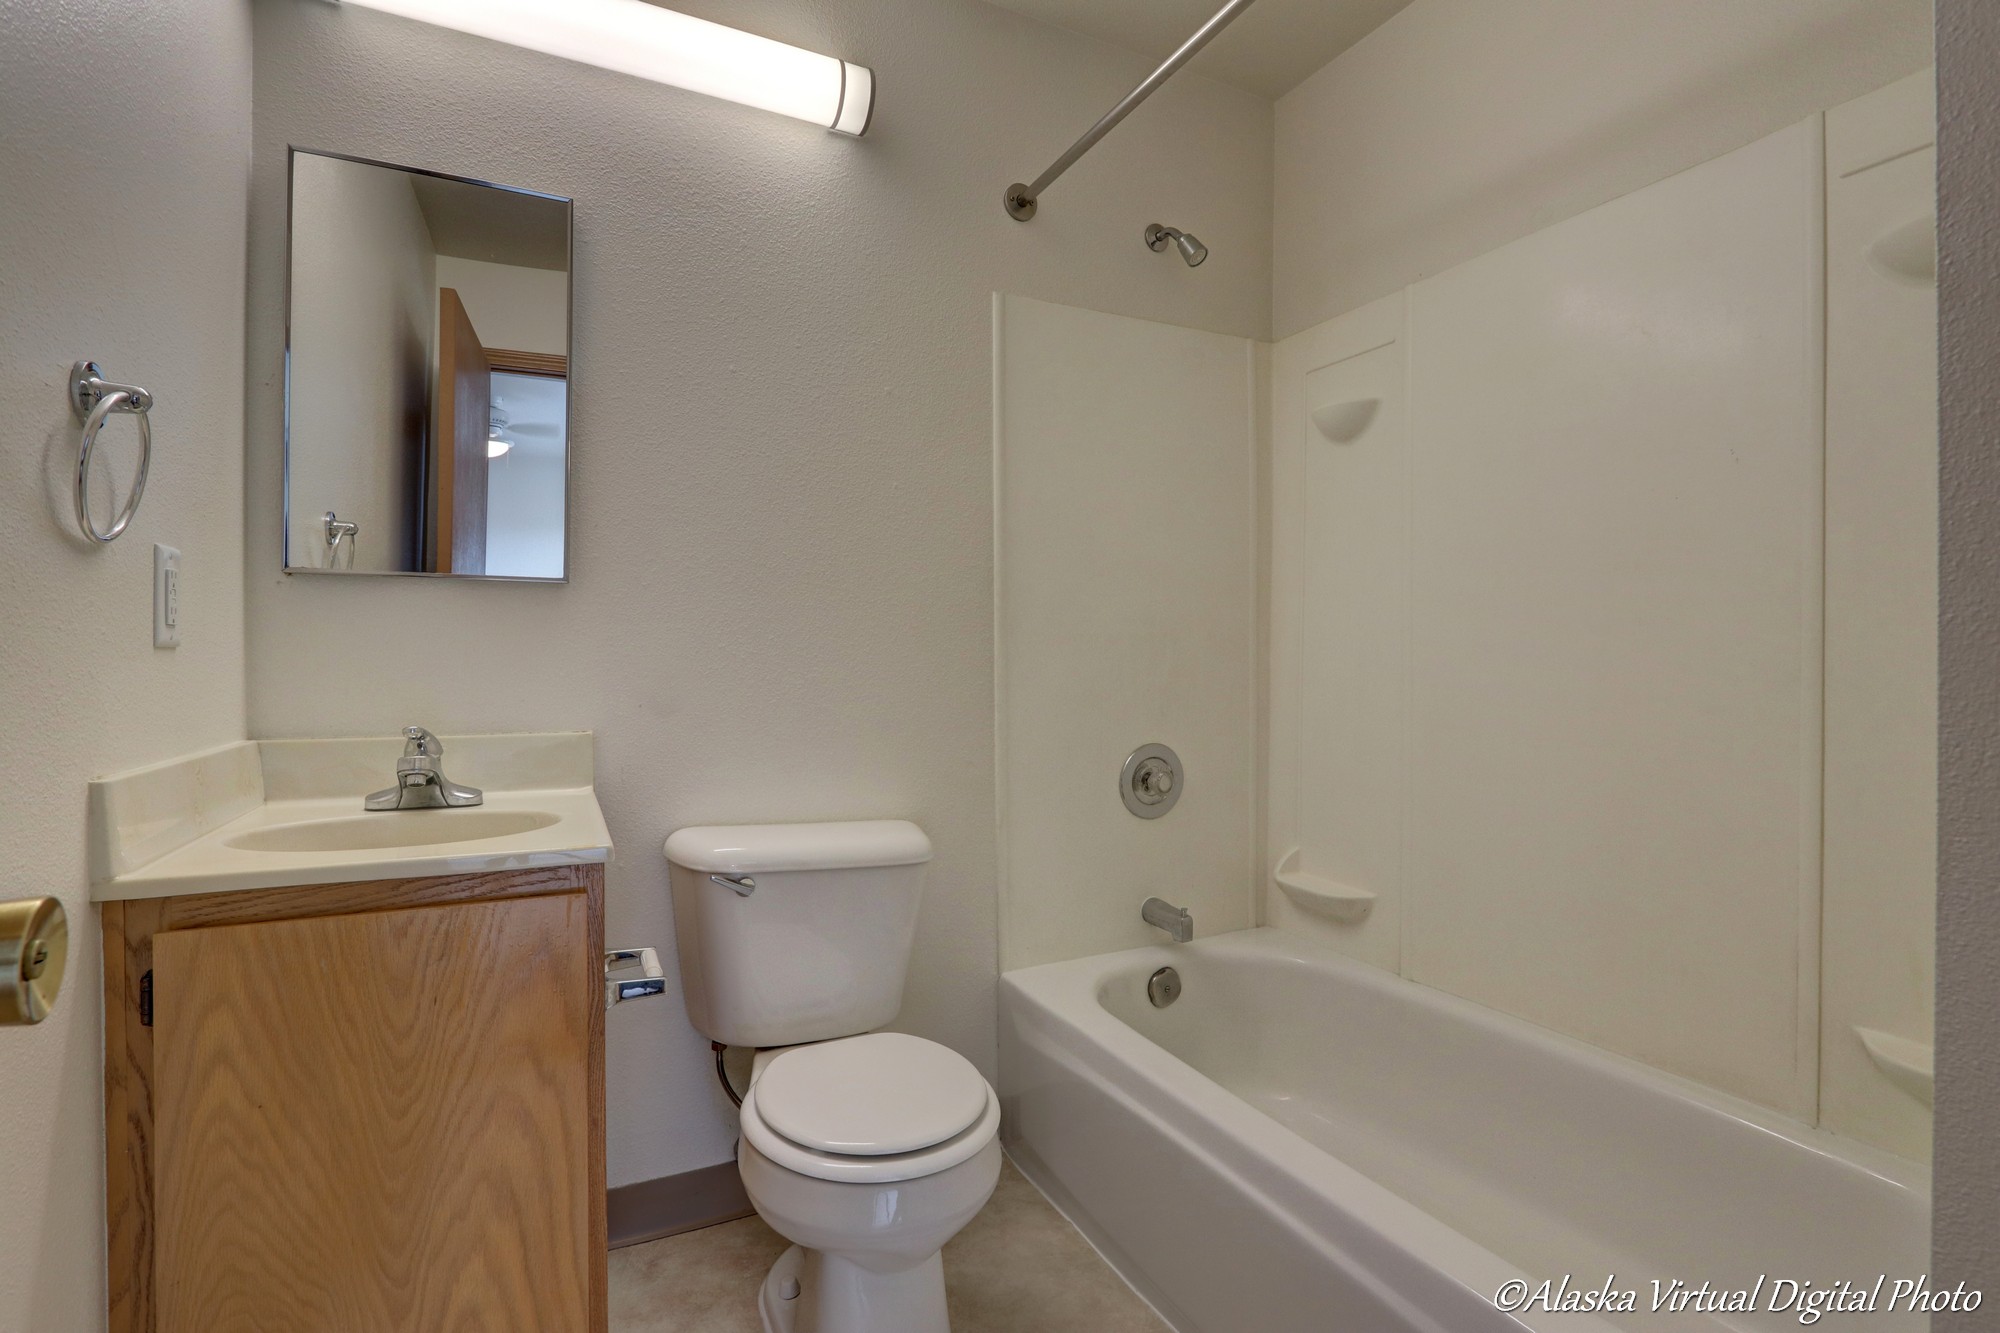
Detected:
[{"left": 664, "top": 820, "right": 933, "bottom": 1048}]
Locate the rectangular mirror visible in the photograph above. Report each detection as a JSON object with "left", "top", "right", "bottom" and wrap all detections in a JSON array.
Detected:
[{"left": 285, "top": 148, "right": 573, "bottom": 580}]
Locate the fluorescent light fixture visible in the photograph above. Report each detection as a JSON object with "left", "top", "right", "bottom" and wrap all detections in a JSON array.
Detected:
[{"left": 335, "top": 0, "right": 874, "bottom": 136}]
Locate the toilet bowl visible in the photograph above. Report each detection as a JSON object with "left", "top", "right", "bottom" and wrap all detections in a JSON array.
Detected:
[{"left": 736, "top": 1032, "right": 1002, "bottom": 1333}]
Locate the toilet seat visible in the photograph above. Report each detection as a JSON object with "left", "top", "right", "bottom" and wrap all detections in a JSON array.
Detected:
[
  {"left": 742, "top": 1086, "right": 1000, "bottom": 1184},
  {"left": 741, "top": 1034, "right": 1000, "bottom": 1184},
  {"left": 756, "top": 1032, "right": 990, "bottom": 1155}
]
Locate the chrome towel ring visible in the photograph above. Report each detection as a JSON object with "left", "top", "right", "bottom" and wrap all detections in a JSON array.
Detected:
[
  {"left": 68, "top": 360, "right": 154, "bottom": 543},
  {"left": 323, "top": 511, "right": 359, "bottom": 568}
]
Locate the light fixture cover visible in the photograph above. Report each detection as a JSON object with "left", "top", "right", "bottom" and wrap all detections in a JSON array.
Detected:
[{"left": 338, "top": 0, "right": 874, "bottom": 135}]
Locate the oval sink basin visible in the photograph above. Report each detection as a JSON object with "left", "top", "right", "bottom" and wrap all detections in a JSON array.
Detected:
[{"left": 226, "top": 809, "right": 561, "bottom": 855}]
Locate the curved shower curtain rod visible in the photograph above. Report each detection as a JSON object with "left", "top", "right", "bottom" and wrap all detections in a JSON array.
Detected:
[{"left": 1003, "top": 0, "right": 1258, "bottom": 221}]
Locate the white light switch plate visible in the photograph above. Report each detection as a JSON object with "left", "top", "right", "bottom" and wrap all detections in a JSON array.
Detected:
[{"left": 154, "top": 544, "right": 180, "bottom": 648}]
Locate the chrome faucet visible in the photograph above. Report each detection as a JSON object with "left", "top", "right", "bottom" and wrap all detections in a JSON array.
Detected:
[
  {"left": 364, "top": 726, "right": 484, "bottom": 811},
  {"left": 1142, "top": 896, "right": 1193, "bottom": 944}
]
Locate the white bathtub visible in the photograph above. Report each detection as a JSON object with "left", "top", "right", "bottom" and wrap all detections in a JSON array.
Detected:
[{"left": 1000, "top": 929, "right": 1930, "bottom": 1333}]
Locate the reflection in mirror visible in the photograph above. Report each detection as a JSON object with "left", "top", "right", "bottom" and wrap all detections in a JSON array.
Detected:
[{"left": 285, "top": 149, "right": 572, "bottom": 580}]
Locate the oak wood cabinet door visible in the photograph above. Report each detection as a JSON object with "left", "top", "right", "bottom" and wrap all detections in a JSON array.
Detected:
[{"left": 152, "top": 894, "right": 593, "bottom": 1333}]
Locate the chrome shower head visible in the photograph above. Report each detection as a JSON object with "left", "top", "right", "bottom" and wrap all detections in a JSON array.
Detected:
[{"left": 1145, "top": 223, "right": 1208, "bottom": 267}]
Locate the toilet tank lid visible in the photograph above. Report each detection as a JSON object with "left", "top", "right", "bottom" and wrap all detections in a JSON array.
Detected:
[{"left": 664, "top": 820, "right": 932, "bottom": 874}]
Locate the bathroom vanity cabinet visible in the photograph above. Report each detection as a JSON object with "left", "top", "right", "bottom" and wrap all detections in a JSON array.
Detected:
[{"left": 101, "top": 863, "right": 606, "bottom": 1333}]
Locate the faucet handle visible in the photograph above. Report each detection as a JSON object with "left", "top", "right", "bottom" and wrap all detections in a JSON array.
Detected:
[{"left": 401, "top": 725, "right": 441, "bottom": 757}]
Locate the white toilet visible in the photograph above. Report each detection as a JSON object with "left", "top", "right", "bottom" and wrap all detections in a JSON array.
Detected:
[{"left": 665, "top": 820, "right": 1000, "bottom": 1333}]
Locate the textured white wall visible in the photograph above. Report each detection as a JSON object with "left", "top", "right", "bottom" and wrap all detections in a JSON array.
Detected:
[
  {"left": 288, "top": 153, "right": 435, "bottom": 569},
  {"left": 996, "top": 295, "right": 1258, "bottom": 973},
  {"left": 433, "top": 256, "right": 568, "bottom": 356},
  {"left": 245, "top": 0, "right": 1271, "bottom": 1188},
  {"left": 0, "top": 0, "right": 251, "bottom": 1325},
  {"left": 1272, "top": 0, "right": 1931, "bottom": 337},
  {"left": 1933, "top": 1, "right": 2000, "bottom": 1320}
]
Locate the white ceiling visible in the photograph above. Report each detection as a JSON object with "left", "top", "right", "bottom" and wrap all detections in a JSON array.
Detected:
[
  {"left": 984, "top": 0, "right": 1412, "bottom": 99},
  {"left": 409, "top": 172, "right": 569, "bottom": 272}
]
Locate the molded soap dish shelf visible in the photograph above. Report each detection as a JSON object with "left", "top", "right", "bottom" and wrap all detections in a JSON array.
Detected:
[
  {"left": 1854, "top": 1026, "right": 1934, "bottom": 1109},
  {"left": 1273, "top": 849, "right": 1376, "bottom": 924}
]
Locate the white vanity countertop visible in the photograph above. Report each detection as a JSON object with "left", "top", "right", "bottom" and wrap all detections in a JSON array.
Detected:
[{"left": 89, "top": 733, "right": 614, "bottom": 902}]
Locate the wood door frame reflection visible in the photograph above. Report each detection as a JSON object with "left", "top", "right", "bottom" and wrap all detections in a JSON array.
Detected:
[{"left": 486, "top": 348, "right": 569, "bottom": 378}]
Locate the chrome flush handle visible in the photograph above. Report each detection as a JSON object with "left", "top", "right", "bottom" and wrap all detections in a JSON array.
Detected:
[{"left": 710, "top": 874, "right": 756, "bottom": 897}]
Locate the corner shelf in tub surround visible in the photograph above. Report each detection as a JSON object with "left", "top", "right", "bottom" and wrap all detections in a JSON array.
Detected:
[
  {"left": 1855, "top": 1026, "right": 1935, "bottom": 1109},
  {"left": 89, "top": 732, "right": 613, "bottom": 900},
  {"left": 1273, "top": 847, "right": 1376, "bottom": 924}
]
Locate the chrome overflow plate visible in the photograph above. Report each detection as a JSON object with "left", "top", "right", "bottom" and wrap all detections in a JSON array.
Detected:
[
  {"left": 1147, "top": 966, "right": 1182, "bottom": 1009},
  {"left": 1120, "top": 743, "right": 1183, "bottom": 819}
]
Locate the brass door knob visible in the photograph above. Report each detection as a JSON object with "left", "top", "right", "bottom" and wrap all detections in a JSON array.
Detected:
[{"left": 0, "top": 897, "right": 68, "bottom": 1025}]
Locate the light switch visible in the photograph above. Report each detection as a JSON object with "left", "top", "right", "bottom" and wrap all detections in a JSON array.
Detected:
[{"left": 154, "top": 544, "right": 180, "bottom": 649}]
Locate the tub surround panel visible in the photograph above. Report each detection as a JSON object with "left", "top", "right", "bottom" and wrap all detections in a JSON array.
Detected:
[
  {"left": 1268, "top": 123, "right": 1828, "bottom": 1120},
  {"left": 1819, "top": 70, "right": 1938, "bottom": 1161},
  {"left": 996, "top": 296, "right": 1259, "bottom": 972},
  {"left": 1400, "top": 120, "right": 1825, "bottom": 1119},
  {"left": 1269, "top": 74, "right": 1942, "bottom": 1150},
  {"left": 1265, "top": 292, "right": 1408, "bottom": 974},
  {"left": 1827, "top": 70, "right": 1936, "bottom": 179}
]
